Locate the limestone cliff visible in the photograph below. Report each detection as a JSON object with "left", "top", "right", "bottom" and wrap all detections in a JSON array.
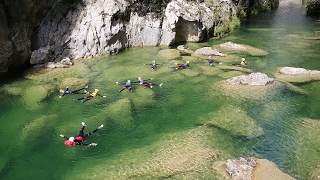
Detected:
[{"left": 0, "top": 0, "right": 279, "bottom": 80}]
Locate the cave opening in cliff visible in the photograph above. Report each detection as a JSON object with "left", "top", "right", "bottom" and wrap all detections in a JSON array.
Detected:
[{"left": 173, "top": 17, "right": 202, "bottom": 45}]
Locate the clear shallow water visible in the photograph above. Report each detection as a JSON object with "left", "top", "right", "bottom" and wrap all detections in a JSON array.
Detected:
[{"left": 1, "top": 1, "right": 320, "bottom": 180}]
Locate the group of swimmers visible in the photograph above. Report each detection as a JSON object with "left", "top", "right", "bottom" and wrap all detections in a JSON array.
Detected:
[{"left": 60, "top": 56, "right": 246, "bottom": 147}]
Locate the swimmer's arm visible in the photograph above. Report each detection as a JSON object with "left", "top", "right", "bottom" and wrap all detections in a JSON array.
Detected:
[
  {"left": 97, "top": 94, "right": 106, "bottom": 98},
  {"left": 81, "top": 142, "right": 97, "bottom": 147},
  {"left": 60, "top": 134, "right": 68, "bottom": 140}
]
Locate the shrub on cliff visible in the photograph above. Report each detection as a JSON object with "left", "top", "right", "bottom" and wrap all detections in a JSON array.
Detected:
[{"left": 306, "top": 0, "right": 320, "bottom": 16}]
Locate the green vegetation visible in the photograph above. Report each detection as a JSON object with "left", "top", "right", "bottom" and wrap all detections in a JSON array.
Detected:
[
  {"left": 306, "top": 0, "right": 320, "bottom": 16},
  {"left": 214, "top": 15, "right": 241, "bottom": 38}
]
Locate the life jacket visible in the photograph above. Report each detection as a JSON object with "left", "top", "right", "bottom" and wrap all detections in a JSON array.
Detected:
[
  {"left": 91, "top": 89, "right": 99, "bottom": 96},
  {"left": 75, "top": 136, "right": 84, "bottom": 141},
  {"left": 64, "top": 140, "right": 76, "bottom": 146}
]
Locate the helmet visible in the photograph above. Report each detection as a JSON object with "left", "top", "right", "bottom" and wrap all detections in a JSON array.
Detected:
[
  {"left": 95, "top": 89, "right": 99, "bottom": 92},
  {"left": 152, "top": 61, "right": 155, "bottom": 63},
  {"left": 242, "top": 58, "right": 245, "bottom": 61},
  {"left": 186, "top": 61, "right": 189, "bottom": 63},
  {"left": 128, "top": 80, "right": 131, "bottom": 82},
  {"left": 69, "top": 137, "right": 75, "bottom": 142}
]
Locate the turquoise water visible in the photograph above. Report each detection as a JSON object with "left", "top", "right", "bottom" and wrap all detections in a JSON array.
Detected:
[{"left": 1, "top": 1, "right": 320, "bottom": 180}]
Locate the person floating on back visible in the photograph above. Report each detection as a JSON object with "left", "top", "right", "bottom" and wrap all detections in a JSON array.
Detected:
[
  {"left": 74, "top": 89, "right": 106, "bottom": 103},
  {"left": 60, "top": 122, "right": 103, "bottom": 147},
  {"left": 169, "top": 61, "right": 190, "bottom": 70},
  {"left": 237, "top": 58, "right": 247, "bottom": 67},
  {"left": 59, "top": 85, "right": 89, "bottom": 98},
  {"left": 145, "top": 61, "right": 158, "bottom": 69},
  {"left": 138, "top": 77, "right": 153, "bottom": 88},
  {"left": 118, "top": 80, "right": 133, "bottom": 92},
  {"left": 207, "top": 56, "right": 221, "bottom": 66}
]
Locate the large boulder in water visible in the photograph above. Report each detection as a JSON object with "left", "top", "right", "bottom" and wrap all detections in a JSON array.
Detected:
[
  {"left": 279, "top": 67, "right": 320, "bottom": 75},
  {"left": 194, "top": 47, "right": 226, "bottom": 57},
  {"left": 226, "top": 72, "right": 274, "bottom": 86},
  {"left": 275, "top": 67, "right": 320, "bottom": 83}
]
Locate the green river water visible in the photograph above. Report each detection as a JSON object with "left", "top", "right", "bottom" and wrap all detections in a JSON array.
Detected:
[{"left": 0, "top": 1, "right": 320, "bottom": 179}]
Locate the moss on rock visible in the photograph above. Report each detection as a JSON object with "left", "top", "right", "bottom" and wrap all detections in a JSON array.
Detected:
[
  {"left": 158, "top": 49, "right": 181, "bottom": 60},
  {"left": 197, "top": 104, "right": 264, "bottom": 139}
]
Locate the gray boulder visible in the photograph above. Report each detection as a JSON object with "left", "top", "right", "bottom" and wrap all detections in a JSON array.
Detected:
[
  {"left": 226, "top": 157, "right": 256, "bottom": 180},
  {"left": 194, "top": 47, "right": 226, "bottom": 56},
  {"left": 226, "top": 72, "right": 274, "bottom": 86},
  {"left": 30, "top": 46, "right": 52, "bottom": 65},
  {"left": 279, "top": 67, "right": 320, "bottom": 75}
]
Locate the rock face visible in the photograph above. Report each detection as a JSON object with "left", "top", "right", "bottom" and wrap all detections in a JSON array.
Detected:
[
  {"left": 0, "top": 0, "right": 280, "bottom": 80},
  {"left": 226, "top": 72, "right": 274, "bottom": 86}
]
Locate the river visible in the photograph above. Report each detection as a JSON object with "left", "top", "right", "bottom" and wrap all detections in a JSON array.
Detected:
[{"left": 0, "top": 0, "right": 319, "bottom": 179}]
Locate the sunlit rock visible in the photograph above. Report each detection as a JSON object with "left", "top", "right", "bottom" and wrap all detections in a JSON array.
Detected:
[
  {"left": 275, "top": 67, "right": 320, "bottom": 83},
  {"left": 194, "top": 47, "right": 226, "bottom": 57},
  {"left": 211, "top": 80, "right": 282, "bottom": 102},
  {"left": 215, "top": 158, "right": 295, "bottom": 180},
  {"left": 226, "top": 72, "right": 274, "bottom": 86},
  {"left": 198, "top": 104, "right": 264, "bottom": 139},
  {"left": 253, "top": 159, "right": 296, "bottom": 180},
  {"left": 226, "top": 157, "right": 256, "bottom": 179}
]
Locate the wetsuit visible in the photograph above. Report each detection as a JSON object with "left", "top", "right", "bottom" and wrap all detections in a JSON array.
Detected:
[
  {"left": 76, "top": 89, "right": 104, "bottom": 103},
  {"left": 119, "top": 81, "right": 133, "bottom": 92},
  {"left": 61, "top": 87, "right": 87, "bottom": 97},
  {"left": 138, "top": 79, "right": 152, "bottom": 88},
  {"left": 151, "top": 62, "right": 157, "bottom": 69},
  {"left": 62, "top": 125, "right": 100, "bottom": 146},
  {"left": 177, "top": 63, "right": 190, "bottom": 69}
]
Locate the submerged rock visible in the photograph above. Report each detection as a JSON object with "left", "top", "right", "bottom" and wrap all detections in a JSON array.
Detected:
[
  {"left": 220, "top": 41, "right": 246, "bottom": 50},
  {"left": 158, "top": 49, "right": 181, "bottom": 60},
  {"left": 215, "top": 42, "right": 269, "bottom": 56},
  {"left": 199, "top": 104, "right": 264, "bottom": 139}
]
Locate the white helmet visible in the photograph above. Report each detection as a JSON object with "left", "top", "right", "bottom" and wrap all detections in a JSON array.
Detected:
[{"left": 69, "top": 137, "right": 75, "bottom": 142}]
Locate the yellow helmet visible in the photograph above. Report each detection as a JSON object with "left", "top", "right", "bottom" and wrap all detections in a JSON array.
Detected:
[
  {"left": 186, "top": 61, "right": 189, "bottom": 63},
  {"left": 95, "top": 89, "right": 99, "bottom": 92},
  {"left": 242, "top": 58, "right": 245, "bottom": 61}
]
